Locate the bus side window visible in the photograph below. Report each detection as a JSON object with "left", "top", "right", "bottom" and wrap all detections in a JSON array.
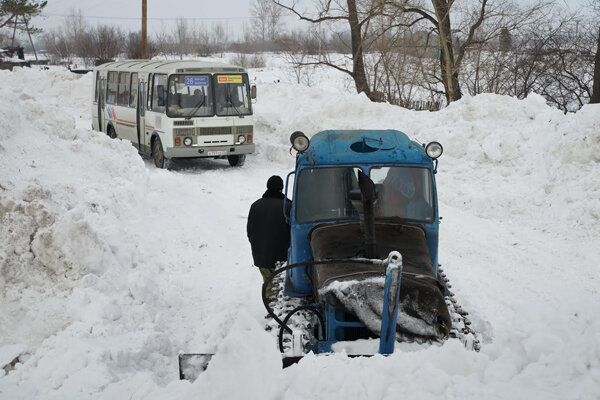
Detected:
[
  {"left": 147, "top": 74, "right": 153, "bottom": 110},
  {"left": 106, "top": 71, "right": 118, "bottom": 104},
  {"left": 117, "top": 72, "right": 130, "bottom": 106},
  {"left": 130, "top": 73, "right": 138, "bottom": 107}
]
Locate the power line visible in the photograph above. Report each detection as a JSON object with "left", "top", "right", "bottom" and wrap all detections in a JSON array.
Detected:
[{"left": 42, "top": 13, "right": 252, "bottom": 21}]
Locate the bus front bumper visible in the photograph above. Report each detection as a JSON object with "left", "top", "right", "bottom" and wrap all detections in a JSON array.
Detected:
[{"left": 165, "top": 143, "right": 255, "bottom": 159}]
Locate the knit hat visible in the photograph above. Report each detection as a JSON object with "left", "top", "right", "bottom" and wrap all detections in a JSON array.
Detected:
[{"left": 267, "top": 175, "right": 284, "bottom": 191}]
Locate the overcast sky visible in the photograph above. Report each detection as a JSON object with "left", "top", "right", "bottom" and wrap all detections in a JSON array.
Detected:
[
  {"left": 26, "top": 0, "right": 592, "bottom": 42},
  {"left": 35, "top": 0, "right": 259, "bottom": 38}
]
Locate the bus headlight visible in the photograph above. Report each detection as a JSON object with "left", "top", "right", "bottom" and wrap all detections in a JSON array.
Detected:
[
  {"left": 290, "top": 131, "right": 310, "bottom": 153},
  {"left": 425, "top": 141, "right": 443, "bottom": 159},
  {"left": 184, "top": 137, "right": 193, "bottom": 146},
  {"left": 237, "top": 135, "right": 246, "bottom": 144}
]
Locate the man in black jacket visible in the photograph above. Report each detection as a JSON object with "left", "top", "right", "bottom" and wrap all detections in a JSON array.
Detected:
[{"left": 247, "top": 175, "right": 292, "bottom": 298}]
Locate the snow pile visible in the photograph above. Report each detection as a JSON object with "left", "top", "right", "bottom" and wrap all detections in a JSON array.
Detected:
[
  {"left": 0, "top": 60, "right": 599, "bottom": 400},
  {"left": 182, "top": 310, "right": 282, "bottom": 400}
]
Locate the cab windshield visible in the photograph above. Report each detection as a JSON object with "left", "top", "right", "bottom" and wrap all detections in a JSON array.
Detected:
[
  {"left": 167, "top": 74, "right": 213, "bottom": 118},
  {"left": 295, "top": 166, "right": 434, "bottom": 224}
]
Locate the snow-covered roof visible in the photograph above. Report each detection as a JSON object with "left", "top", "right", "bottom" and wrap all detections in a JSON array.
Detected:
[{"left": 93, "top": 59, "right": 246, "bottom": 74}]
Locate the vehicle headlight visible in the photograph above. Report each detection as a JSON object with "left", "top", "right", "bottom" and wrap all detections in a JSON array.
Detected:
[
  {"left": 237, "top": 135, "right": 246, "bottom": 144},
  {"left": 290, "top": 131, "right": 310, "bottom": 153},
  {"left": 425, "top": 141, "right": 443, "bottom": 159},
  {"left": 184, "top": 137, "right": 193, "bottom": 146}
]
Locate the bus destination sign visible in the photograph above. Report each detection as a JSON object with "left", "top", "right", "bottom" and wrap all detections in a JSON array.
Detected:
[
  {"left": 217, "top": 75, "right": 242, "bottom": 84},
  {"left": 185, "top": 76, "right": 208, "bottom": 86}
]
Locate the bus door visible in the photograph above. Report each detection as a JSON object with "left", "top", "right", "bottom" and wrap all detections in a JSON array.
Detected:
[
  {"left": 97, "top": 74, "right": 106, "bottom": 132},
  {"left": 136, "top": 79, "right": 148, "bottom": 154}
]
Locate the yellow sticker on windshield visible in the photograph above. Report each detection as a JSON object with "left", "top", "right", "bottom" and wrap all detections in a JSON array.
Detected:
[{"left": 217, "top": 75, "right": 242, "bottom": 84}]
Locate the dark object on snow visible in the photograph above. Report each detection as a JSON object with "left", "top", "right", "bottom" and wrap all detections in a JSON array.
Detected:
[
  {"left": 0, "top": 60, "right": 30, "bottom": 70},
  {"left": 68, "top": 67, "right": 92, "bottom": 74},
  {"left": 0, "top": 47, "right": 30, "bottom": 70},
  {"left": 1, "top": 46, "right": 24, "bottom": 59}
]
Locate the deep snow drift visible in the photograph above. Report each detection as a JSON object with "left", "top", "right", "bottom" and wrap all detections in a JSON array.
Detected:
[{"left": 0, "top": 58, "right": 599, "bottom": 399}]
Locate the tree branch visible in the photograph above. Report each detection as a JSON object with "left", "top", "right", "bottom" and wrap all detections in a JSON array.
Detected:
[
  {"left": 297, "top": 59, "right": 354, "bottom": 78},
  {"left": 273, "top": 0, "right": 348, "bottom": 23}
]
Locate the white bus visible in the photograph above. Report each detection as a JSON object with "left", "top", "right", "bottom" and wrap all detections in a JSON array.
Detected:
[{"left": 91, "top": 60, "right": 256, "bottom": 168}]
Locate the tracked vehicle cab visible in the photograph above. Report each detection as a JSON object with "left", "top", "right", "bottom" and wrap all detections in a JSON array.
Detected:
[{"left": 284, "top": 130, "right": 447, "bottom": 351}]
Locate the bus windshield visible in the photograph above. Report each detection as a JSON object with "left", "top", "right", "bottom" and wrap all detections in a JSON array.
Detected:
[
  {"left": 214, "top": 74, "right": 252, "bottom": 116},
  {"left": 295, "top": 166, "right": 434, "bottom": 224},
  {"left": 167, "top": 74, "right": 214, "bottom": 118}
]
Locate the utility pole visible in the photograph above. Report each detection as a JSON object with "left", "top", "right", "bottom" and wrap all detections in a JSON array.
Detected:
[{"left": 142, "top": 0, "right": 147, "bottom": 59}]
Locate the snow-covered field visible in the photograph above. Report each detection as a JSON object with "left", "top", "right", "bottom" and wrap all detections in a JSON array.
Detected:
[{"left": 0, "top": 56, "right": 599, "bottom": 399}]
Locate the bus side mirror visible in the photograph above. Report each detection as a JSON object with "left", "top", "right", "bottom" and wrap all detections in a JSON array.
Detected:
[
  {"left": 157, "top": 86, "right": 165, "bottom": 106},
  {"left": 251, "top": 85, "right": 257, "bottom": 99}
]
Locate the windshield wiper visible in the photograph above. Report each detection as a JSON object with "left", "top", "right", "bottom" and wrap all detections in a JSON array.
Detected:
[
  {"left": 185, "top": 97, "right": 206, "bottom": 120},
  {"left": 225, "top": 94, "right": 244, "bottom": 118}
]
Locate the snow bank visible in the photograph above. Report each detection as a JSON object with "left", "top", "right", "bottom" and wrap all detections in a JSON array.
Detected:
[
  {"left": 0, "top": 59, "right": 599, "bottom": 400},
  {"left": 183, "top": 309, "right": 283, "bottom": 399}
]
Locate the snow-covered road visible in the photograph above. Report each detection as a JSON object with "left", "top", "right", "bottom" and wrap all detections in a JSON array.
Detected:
[{"left": 0, "top": 61, "right": 599, "bottom": 399}]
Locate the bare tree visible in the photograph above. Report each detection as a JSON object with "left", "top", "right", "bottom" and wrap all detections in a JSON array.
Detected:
[
  {"left": 90, "top": 25, "right": 124, "bottom": 65},
  {"left": 591, "top": 0, "right": 600, "bottom": 103},
  {"left": 278, "top": 28, "right": 322, "bottom": 84},
  {"left": 193, "top": 25, "right": 213, "bottom": 56},
  {"left": 544, "top": 19, "right": 597, "bottom": 110},
  {"left": 251, "top": 0, "right": 268, "bottom": 48},
  {"left": 592, "top": 24, "right": 600, "bottom": 103},
  {"left": 274, "top": 0, "right": 384, "bottom": 100},
  {"left": 153, "top": 25, "right": 172, "bottom": 57},
  {"left": 40, "top": 9, "right": 85, "bottom": 64},
  {"left": 126, "top": 31, "right": 156, "bottom": 59},
  {"left": 386, "top": 0, "right": 549, "bottom": 104},
  {"left": 173, "top": 18, "right": 191, "bottom": 59},
  {"left": 251, "top": 0, "right": 285, "bottom": 50},
  {"left": 213, "top": 22, "right": 229, "bottom": 56},
  {"left": 268, "top": 0, "right": 285, "bottom": 41}
]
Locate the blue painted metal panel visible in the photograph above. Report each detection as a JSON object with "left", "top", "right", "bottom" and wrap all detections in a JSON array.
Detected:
[
  {"left": 295, "top": 130, "right": 430, "bottom": 168},
  {"left": 379, "top": 253, "right": 403, "bottom": 354}
]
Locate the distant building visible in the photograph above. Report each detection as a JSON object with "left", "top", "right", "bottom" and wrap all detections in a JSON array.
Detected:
[{"left": 0, "top": 46, "right": 31, "bottom": 70}]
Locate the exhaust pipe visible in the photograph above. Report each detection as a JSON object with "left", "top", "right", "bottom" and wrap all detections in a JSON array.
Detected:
[{"left": 358, "top": 171, "right": 377, "bottom": 258}]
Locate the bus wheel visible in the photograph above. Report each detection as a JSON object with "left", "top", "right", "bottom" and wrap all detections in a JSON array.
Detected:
[
  {"left": 107, "top": 125, "right": 117, "bottom": 139},
  {"left": 152, "top": 138, "right": 170, "bottom": 169},
  {"left": 227, "top": 154, "right": 246, "bottom": 167}
]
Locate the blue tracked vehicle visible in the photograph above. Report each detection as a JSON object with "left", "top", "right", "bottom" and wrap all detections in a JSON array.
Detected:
[{"left": 265, "top": 129, "right": 475, "bottom": 360}]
